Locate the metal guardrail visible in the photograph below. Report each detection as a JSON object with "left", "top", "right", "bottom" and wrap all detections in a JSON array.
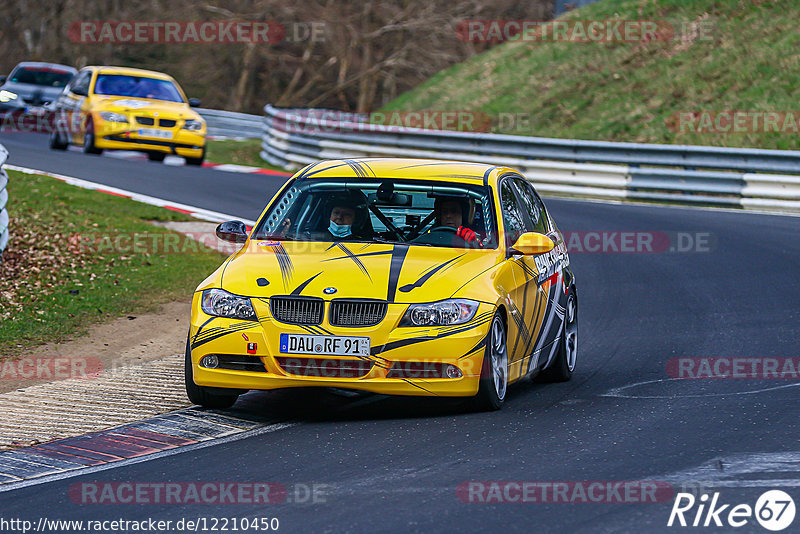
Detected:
[
  {"left": 0, "top": 144, "right": 9, "bottom": 255},
  {"left": 198, "top": 108, "right": 262, "bottom": 139},
  {"left": 260, "top": 105, "right": 800, "bottom": 213}
]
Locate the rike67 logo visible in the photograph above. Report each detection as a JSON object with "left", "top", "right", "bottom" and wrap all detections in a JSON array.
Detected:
[{"left": 668, "top": 490, "right": 796, "bottom": 531}]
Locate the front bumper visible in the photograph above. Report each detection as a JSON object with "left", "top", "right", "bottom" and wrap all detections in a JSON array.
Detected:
[
  {"left": 93, "top": 119, "right": 205, "bottom": 156},
  {"left": 188, "top": 294, "right": 493, "bottom": 397}
]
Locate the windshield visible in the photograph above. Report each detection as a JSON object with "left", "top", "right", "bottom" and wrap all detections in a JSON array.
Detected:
[
  {"left": 9, "top": 67, "right": 73, "bottom": 87},
  {"left": 93, "top": 74, "right": 184, "bottom": 102},
  {"left": 253, "top": 178, "right": 498, "bottom": 249}
]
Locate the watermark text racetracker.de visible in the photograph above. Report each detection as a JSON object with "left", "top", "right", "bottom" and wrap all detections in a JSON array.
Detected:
[
  {"left": 0, "top": 357, "right": 103, "bottom": 381},
  {"left": 69, "top": 481, "right": 328, "bottom": 504},
  {"left": 74, "top": 230, "right": 715, "bottom": 256},
  {"left": 456, "top": 480, "right": 674, "bottom": 503},
  {"left": 68, "top": 20, "right": 327, "bottom": 44},
  {"left": 455, "top": 19, "right": 713, "bottom": 43},
  {"left": 667, "top": 357, "right": 800, "bottom": 380}
]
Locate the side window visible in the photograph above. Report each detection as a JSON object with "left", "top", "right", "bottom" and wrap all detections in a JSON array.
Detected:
[
  {"left": 500, "top": 180, "right": 529, "bottom": 247},
  {"left": 71, "top": 72, "right": 91, "bottom": 96},
  {"left": 512, "top": 178, "right": 549, "bottom": 235}
]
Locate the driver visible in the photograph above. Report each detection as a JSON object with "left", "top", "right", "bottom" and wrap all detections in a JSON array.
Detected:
[
  {"left": 278, "top": 191, "right": 371, "bottom": 241},
  {"left": 433, "top": 197, "right": 482, "bottom": 247}
]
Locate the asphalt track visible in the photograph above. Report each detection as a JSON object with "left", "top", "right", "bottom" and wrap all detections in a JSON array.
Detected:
[{"left": 2, "top": 131, "right": 799, "bottom": 533}]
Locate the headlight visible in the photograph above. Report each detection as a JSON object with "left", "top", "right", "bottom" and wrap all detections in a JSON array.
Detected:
[
  {"left": 99, "top": 111, "right": 128, "bottom": 123},
  {"left": 0, "top": 90, "right": 18, "bottom": 103},
  {"left": 399, "top": 299, "right": 479, "bottom": 327},
  {"left": 201, "top": 288, "right": 257, "bottom": 321},
  {"left": 182, "top": 119, "right": 203, "bottom": 131}
]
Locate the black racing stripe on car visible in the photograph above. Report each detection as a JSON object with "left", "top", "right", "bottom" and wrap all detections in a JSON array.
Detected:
[
  {"left": 302, "top": 162, "right": 352, "bottom": 178},
  {"left": 192, "top": 316, "right": 217, "bottom": 344},
  {"left": 297, "top": 161, "right": 322, "bottom": 179},
  {"left": 394, "top": 162, "right": 490, "bottom": 171},
  {"left": 269, "top": 244, "right": 294, "bottom": 290},
  {"left": 459, "top": 337, "right": 487, "bottom": 360},
  {"left": 402, "top": 379, "right": 436, "bottom": 394},
  {"left": 192, "top": 321, "right": 255, "bottom": 344},
  {"left": 333, "top": 243, "right": 371, "bottom": 281},
  {"left": 399, "top": 254, "right": 464, "bottom": 293},
  {"left": 291, "top": 272, "right": 322, "bottom": 295},
  {"left": 386, "top": 245, "right": 410, "bottom": 303},
  {"left": 507, "top": 300, "right": 531, "bottom": 354},
  {"left": 449, "top": 263, "right": 499, "bottom": 298},
  {"left": 528, "top": 287, "right": 555, "bottom": 363},
  {"left": 511, "top": 261, "right": 533, "bottom": 357},
  {"left": 191, "top": 323, "right": 253, "bottom": 349},
  {"left": 372, "top": 314, "right": 493, "bottom": 356},
  {"left": 523, "top": 290, "right": 547, "bottom": 374},
  {"left": 322, "top": 249, "right": 394, "bottom": 261},
  {"left": 299, "top": 325, "right": 325, "bottom": 335}
]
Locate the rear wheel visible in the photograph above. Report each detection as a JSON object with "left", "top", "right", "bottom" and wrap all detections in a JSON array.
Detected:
[
  {"left": 184, "top": 337, "right": 239, "bottom": 409},
  {"left": 82, "top": 119, "right": 102, "bottom": 155},
  {"left": 472, "top": 311, "right": 508, "bottom": 411},
  {"left": 49, "top": 129, "right": 68, "bottom": 150},
  {"left": 147, "top": 151, "right": 166, "bottom": 162},
  {"left": 539, "top": 288, "right": 577, "bottom": 382}
]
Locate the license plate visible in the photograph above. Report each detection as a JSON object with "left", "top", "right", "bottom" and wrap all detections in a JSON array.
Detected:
[
  {"left": 279, "top": 333, "right": 370, "bottom": 356},
  {"left": 138, "top": 128, "right": 172, "bottom": 139}
]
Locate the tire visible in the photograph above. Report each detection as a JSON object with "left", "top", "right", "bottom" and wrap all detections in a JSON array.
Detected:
[
  {"left": 185, "top": 148, "right": 205, "bottom": 166},
  {"left": 472, "top": 311, "right": 508, "bottom": 411},
  {"left": 49, "top": 129, "right": 68, "bottom": 150},
  {"left": 82, "top": 119, "right": 102, "bottom": 155},
  {"left": 147, "top": 151, "right": 166, "bottom": 162},
  {"left": 184, "top": 337, "right": 239, "bottom": 409},
  {"left": 539, "top": 288, "right": 578, "bottom": 382}
]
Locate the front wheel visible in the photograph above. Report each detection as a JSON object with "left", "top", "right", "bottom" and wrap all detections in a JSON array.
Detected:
[
  {"left": 539, "top": 288, "right": 577, "bottom": 382},
  {"left": 184, "top": 148, "right": 205, "bottom": 166},
  {"left": 82, "top": 119, "right": 102, "bottom": 155},
  {"left": 184, "top": 338, "right": 239, "bottom": 409},
  {"left": 472, "top": 311, "right": 508, "bottom": 411}
]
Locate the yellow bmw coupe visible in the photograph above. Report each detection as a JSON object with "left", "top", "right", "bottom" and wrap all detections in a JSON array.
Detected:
[
  {"left": 49, "top": 66, "right": 206, "bottom": 164},
  {"left": 187, "top": 158, "right": 577, "bottom": 410}
]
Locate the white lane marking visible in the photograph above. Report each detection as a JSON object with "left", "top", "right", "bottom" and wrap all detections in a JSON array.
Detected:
[
  {"left": 0, "top": 422, "right": 296, "bottom": 494},
  {"left": 4, "top": 164, "right": 257, "bottom": 226},
  {"left": 602, "top": 377, "right": 800, "bottom": 399}
]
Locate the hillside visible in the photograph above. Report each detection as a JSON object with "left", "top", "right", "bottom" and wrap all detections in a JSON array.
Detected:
[{"left": 382, "top": 0, "right": 800, "bottom": 150}]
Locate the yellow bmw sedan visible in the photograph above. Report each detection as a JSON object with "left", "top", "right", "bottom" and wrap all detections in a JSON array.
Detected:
[
  {"left": 187, "top": 158, "right": 577, "bottom": 411},
  {"left": 49, "top": 66, "right": 206, "bottom": 164}
]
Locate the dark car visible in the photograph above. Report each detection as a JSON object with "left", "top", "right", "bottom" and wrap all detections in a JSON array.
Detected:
[{"left": 0, "top": 62, "right": 77, "bottom": 113}]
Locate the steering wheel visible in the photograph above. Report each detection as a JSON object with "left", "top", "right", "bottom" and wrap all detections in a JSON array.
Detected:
[{"left": 428, "top": 226, "right": 458, "bottom": 234}]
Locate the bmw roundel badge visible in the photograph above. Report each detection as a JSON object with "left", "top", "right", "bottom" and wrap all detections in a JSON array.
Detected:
[{"left": 323, "top": 287, "right": 337, "bottom": 295}]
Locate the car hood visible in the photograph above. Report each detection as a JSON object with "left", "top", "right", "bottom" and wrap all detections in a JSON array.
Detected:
[
  {"left": 94, "top": 97, "right": 200, "bottom": 119},
  {"left": 1, "top": 82, "right": 64, "bottom": 103},
  {"left": 219, "top": 241, "right": 500, "bottom": 303}
]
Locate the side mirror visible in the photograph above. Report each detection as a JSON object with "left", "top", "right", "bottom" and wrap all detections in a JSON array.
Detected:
[
  {"left": 509, "top": 232, "right": 554, "bottom": 255},
  {"left": 216, "top": 220, "right": 249, "bottom": 243},
  {"left": 188, "top": 98, "right": 201, "bottom": 107},
  {"left": 72, "top": 86, "right": 87, "bottom": 96},
  {"left": 0, "top": 75, "right": 6, "bottom": 84}
]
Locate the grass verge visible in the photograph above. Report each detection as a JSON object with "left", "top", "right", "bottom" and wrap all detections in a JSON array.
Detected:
[
  {"left": 382, "top": 0, "right": 800, "bottom": 150},
  {"left": 205, "top": 138, "right": 288, "bottom": 172},
  {"left": 0, "top": 170, "right": 227, "bottom": 359}
]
